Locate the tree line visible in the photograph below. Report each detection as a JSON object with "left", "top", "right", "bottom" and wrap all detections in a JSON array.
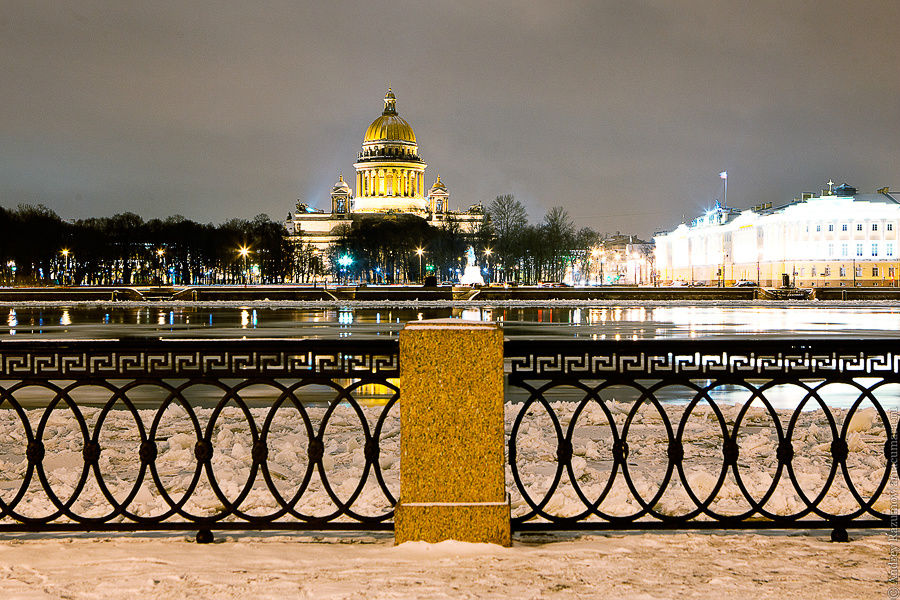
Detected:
[
  {"left": 325, "top": 196, "right": 604, "bottom": 285},
  {"left": 1, "top": 196, "right": 613, "bottom": 286},
  {"left": 0, "top": 204, "right": 292, "bottom": 285}
]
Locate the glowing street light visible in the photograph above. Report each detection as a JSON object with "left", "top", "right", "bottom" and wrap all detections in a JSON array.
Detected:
[
  {"left": 337, "top": 253, "right": 353, "bottom": 284},
  {"left": 156, "top": 248, "right": 166, "bottom": 285},
  {"left": 237, "top": 246, "right": 252, "bottom": 285},
  {"left": 416, "top": 247, "right": 424, "bottom": 283},
  {"left": 60, "top": 249, "right": 70, "bottom": 285},
  {"left": 483, "top": 248, "right": 492, "bottom": 283}
]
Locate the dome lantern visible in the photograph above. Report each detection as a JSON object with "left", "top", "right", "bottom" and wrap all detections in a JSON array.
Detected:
[{"left": 383, "top": 88, "right": 397, "bottom": 116}]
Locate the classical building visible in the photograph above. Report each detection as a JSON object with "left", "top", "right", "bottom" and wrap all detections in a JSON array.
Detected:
[
  {"left": 654, "top": 183, "right": 900, "bottom": 287},
  {"left": 285, "top": 89, "right": 485, "bottom": 258}
]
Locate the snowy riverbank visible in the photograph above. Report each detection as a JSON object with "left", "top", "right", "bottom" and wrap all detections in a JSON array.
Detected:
[{"left": 0, "top": 531, "right": 888, "bottom": 599}]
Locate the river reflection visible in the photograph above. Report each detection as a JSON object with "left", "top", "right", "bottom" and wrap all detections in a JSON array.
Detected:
[
  {"left": 3, "top": 303, "right": 900, "bottom": 410},
  {"left": 3, "top": 304, "right": 900, "bottom": 339}
]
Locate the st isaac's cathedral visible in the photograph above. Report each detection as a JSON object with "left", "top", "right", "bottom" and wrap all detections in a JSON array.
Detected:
[{"left": 284, "top": 89, "right": 486, "bottom": 259}]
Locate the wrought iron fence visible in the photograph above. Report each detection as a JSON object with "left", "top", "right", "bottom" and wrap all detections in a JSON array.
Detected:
[
  {"left": 0, "top": 339, "right": 400, "bottom": 537},
  {"left": 505, "top": 338, "right": 898, "bottom": 539},
  {"left": 2, "top": 336, "right": 897, "bottom": 540}
]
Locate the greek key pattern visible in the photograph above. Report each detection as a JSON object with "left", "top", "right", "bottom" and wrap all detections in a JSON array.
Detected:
[
  {"left": 505, "top": 339, "right": 900, "bottom": 378},
  {"left": 0, "top": 340, "right": 400, "bottom": 379}
]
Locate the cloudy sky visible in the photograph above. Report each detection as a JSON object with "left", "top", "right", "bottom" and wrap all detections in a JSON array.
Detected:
[{"left": 1, "top": 1, "right": 898, "bottom": 236}]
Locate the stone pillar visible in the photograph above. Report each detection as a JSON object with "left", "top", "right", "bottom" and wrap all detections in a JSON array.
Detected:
[{"left": 395, "top": 319, "right": 510, "bottom": 546}]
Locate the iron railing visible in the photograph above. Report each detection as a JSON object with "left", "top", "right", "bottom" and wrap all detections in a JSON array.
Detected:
[
  {"left": 505, "top": 338, "right": 898, "bottom": 539},
  {"left": 0, "top": 339, "right": 400, "bottom": 538},
  {"left": 1, "top": 336, "right": 897, "bottom": 540}
]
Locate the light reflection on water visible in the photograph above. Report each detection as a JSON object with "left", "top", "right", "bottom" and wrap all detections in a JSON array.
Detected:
[{"left": 2, "top": 304, "right": 900, "bottom": 339}]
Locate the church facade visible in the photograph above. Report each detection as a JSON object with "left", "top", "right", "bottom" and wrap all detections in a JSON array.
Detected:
[{"left": 284, "top": 89, "right": 485, "bottom": 262}]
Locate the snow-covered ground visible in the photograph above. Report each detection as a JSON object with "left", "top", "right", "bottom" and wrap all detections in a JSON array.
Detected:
[
  {"left": 0, "top": 531, "right": 889, "bottom": 599},
  {"left": 0, "top": 395, "right": 893, "bottom": 598}
]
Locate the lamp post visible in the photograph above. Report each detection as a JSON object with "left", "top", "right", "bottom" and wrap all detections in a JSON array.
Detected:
[
  {"left": 156, "top": 248, "right": 165, "bottom": 285},
  {"left": 416, "top": 247, "right": 424, "bottom": 284},
  {"left": 238, "top": 246, "right": 251, "bottom": 285},
  {"left": 60, "top": 249, "right": 70, "bottom": 285},
  {"left": 337, "top": 253, "right": 353, "bottom": 285},
  {"left": 483, "top": 248, "right": 492, "bottom": 283}
]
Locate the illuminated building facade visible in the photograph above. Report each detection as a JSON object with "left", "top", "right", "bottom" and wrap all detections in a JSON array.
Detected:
[
  {"left": 285, "top": 89, "right": 485, "bottom": 257},
  {"left": 654, "top": 184, "right": 900, "bottom": 287}
]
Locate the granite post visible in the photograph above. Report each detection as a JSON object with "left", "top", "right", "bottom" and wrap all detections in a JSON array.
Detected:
[{"left": 394, "top": 319, "right": 510, "bottom": 546}]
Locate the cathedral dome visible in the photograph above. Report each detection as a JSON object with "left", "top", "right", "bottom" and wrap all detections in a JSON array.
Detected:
[{"left": 363, "top": 88, "right": 417, "bottom": 145}]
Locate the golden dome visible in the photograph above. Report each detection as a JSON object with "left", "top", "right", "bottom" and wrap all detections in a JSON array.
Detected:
[{"left": 363, "top": 88, "right": 417, "bottom": 145}]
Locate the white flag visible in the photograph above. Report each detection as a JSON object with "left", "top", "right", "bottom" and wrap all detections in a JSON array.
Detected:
[{"left": 719, "top": 171, "right": 727, "bottom": 179}]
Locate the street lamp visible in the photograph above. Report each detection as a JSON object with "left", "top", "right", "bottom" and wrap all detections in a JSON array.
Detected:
[
  {"left": 156, "top": 248, "right": 165, "bottom": 285},
  {"left": 237, "top": 246, "right": 251, "bottom": 285},
  {"left": 337, "top": 253, "right": 353, "bottom": 285},
  {"left": 60, "top": 249, "right": 70, "bottom": 285},
  {"left": 416, "top": 247, "right": 424, "bottom": 283},
  {"left": 483, "top": 248, "right": 492, "bottom": 283}
]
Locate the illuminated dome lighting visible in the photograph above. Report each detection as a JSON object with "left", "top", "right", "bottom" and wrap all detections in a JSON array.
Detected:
[
  {"left": 363, "top": 88, "right": 417, "bottom": 145},
  {"left": 353, "top": 88, "right": 428, "bottom": 212}
]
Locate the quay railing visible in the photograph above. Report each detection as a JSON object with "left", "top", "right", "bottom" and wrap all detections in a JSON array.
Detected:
[
  {"left": 0, "top": 338, "right": 400, "bottom": 539},
  {"left": 505, "top": 338, "right": 897, "bottom": 540},
  {"left": 0, "top": 333, "right": 896, "bottom": 543}
]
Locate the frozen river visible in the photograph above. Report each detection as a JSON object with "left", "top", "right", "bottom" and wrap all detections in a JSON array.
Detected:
[
  {"left": 3, "top": 301, "right": 900, "bottom": 339},
  {"left": 3, "top": 301, "right": 900, "bottom": 409}
]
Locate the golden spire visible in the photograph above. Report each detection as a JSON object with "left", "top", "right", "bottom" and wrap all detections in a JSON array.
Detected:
[{"left": 339, "top": 172, "right": 343, "bottom": 182}]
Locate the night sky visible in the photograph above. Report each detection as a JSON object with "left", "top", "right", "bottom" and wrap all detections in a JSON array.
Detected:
[{"left": 1, "top": 1, "right": 898, "bottom": 237}]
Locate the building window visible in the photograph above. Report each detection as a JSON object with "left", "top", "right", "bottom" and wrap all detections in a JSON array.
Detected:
[
  {"left": 888, "top": 223, "right": 894, "bottom": 231},
  {"left": 824, "top": 266, "right": 831, "bottom": 276},
  {"left": 827, "top": 243, "right": 834, "bottom": 256},
  {"left": 889, "top": 243, "right": 895, "bottom": 257},
  {"left": 816, "top": 224, "right": 821, "bottom": 232},
  {"left": 828, "top": 224, "right": 834, "bottom": 232},
  {"left": 873, "top": 223, "right": 879, "bottom": 231},
  {"left": 890, "top": 267, "right": 896, "bottom": 278},
  {"left": 872, "top": 243, "right": 879, "bottom": 257},
  {"left": 811, "top": 266, "right": 817, "bottom": 277},
  {"left": 856, "top": 265, "right": 863, "bottom": 277},
  {"left": 842, "top": 224, "right": 848, "bottom": 231},
  {"left": 841, "top": 243, "right": 848, "bottom": 257},
  {"left": 873, "top": 266, "right": 879, "bottom": 277},
  {"left": 857, "top": 223, "right": 864, "bottom": 231},
  {"left": 857, "top": 243, "right": 864, "bottom": 256},
  {"left": 805, "top": 225, "right": 809, "bottom": 233},
  {"left": 840, "top": 266, "right": 846, "bottom": 277}
]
